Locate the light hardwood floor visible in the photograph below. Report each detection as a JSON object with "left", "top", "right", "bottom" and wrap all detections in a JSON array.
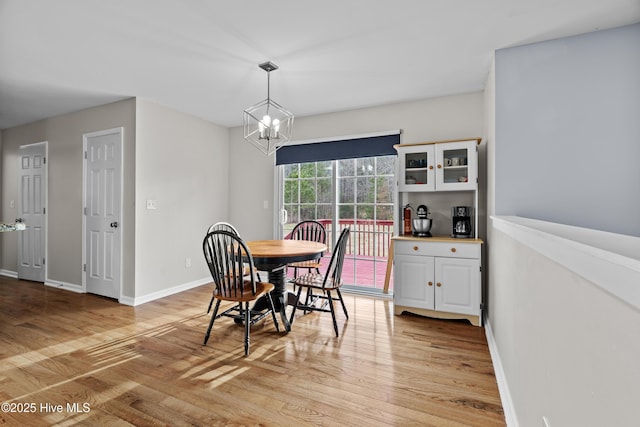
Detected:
[{"left": 0, "top": 276, "right": 505, "bottom": 426}]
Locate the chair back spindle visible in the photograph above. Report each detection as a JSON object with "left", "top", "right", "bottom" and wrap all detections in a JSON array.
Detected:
[
  {"left": 289, "top": 220, "right": 326, "bottom": 244},
  {"left": 207, "top": 221, "right": 241, "bottom": 236},
  {"left": 323, "top": 228, "right": 350, "bottom": 289},
  {"left": 288, "top": 220, "right": 327, "bottom": 279},
  {"left": 203, "top": 230, "right": 257, "bottom": 299}
]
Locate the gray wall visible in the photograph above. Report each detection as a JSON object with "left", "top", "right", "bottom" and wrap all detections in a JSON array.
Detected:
[
  {"left": 0, "top": 98, "right": 228, "bottom": 302},
  {"left": 134, "top": 99, "right": 229, "bottom": 299},
  {"left": 495, "top": 23, "right": 640, "bottom": 237},
  {"left": 0, "top": 99, "right": 137, "bottom": 290},
  {"left": 487, "top": 24, "right": 640, "bottom": 426}
]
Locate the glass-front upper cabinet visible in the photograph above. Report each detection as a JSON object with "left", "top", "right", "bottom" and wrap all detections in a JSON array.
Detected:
[
  {"left": 434, "top": 139, "right": 478, "bottom": 191},
  {"left": 397, "top": 144, "right": 436, "bottom": 191},
  {"left": 396, "top": 139, "right": 479, "bottom": 192}
]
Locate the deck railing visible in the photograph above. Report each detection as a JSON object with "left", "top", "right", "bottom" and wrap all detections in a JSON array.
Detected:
[
  {"left": 284, "top": 219, "right": 395, "bottom": 289},
  {"left": 315, "top": 219, "right": 394, "bottom": 258}
]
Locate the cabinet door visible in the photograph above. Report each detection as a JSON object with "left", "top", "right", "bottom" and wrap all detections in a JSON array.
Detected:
[
  {"left": 434, "top": 257, "right": 480, "bottom": 316},
  {"left": 397, "top": 145, "right": 435, "bottom": 191},
  {"left": 394, "top": 254, "right": 435, "bottom": 309},
  {"left": 435, "top": 140, "right": 478, "bottom": 191}
]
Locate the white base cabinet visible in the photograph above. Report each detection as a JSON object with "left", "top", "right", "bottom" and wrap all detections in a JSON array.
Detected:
[{"left": 393, "top": 237, "right": 482, "bottom": 326}]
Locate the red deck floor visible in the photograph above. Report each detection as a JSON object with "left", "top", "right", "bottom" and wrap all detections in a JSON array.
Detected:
[{"left": 285, "top": 255, "right": 393, "bottom": 292}]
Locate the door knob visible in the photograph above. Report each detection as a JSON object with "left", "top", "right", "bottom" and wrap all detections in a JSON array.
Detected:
[{"left": 110, "top": 221, "right": 119, "bottom": 228}]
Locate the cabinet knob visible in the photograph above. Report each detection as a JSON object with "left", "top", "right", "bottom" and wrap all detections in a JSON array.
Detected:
[
  {"left": 429, "top": 165, "right": 433, "bottom": 170},
  {"left": 428, "top": 281, "right": 433, "bottom": 287},
  {"left": 437, "top": 164, "right": 442, "bottom": 169},
  {"left": 413, "top": 246, "right": 419, "bottom": 251},
  {"left": 450, "top": 247, "right": 457, "bottom": 253},
  {"left": 436, "top": 282, "right": 442, "bottom": 287}
]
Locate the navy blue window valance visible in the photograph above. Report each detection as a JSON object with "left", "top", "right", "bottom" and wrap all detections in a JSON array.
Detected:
[{"left": 275, "top": 132, "right": 400, "bottom": 165}]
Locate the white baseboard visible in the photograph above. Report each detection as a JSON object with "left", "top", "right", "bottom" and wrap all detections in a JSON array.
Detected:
[
  {"left": 485, "top": 318, "right": 518, "bottom": 427},
  {"left": 1, "top": 269, "right": 209, "bottom": 307},
  {"left": 45, "top": 279, "right": 83, "bottom": 293},
  {"left": 118, "top": 295, "right": 135, "bottom": 306},
  {"left": 125, "top": 277, "right": 210, "bottom": 306},
  {"left": 0, "top": 269, "right": 17, "bottom": 278},
  {"left": 0, "top": 270, "right": 83, "bottom": 294}
]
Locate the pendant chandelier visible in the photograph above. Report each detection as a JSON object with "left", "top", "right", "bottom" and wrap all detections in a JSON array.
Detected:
[{"left": 243, "top": 61, "right": 294, "bottom": 156}]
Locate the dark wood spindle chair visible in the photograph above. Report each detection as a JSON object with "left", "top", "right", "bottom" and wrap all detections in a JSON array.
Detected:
[
  {"left": 205, "top": 222, "right": 261, "bottom": 313},
  {"left": 287, "top": 220, "right": 327, "bottom": 311},
  {"left": 289, "top": 227, "right": 350, "bottom": 336},
  {"left": 202, "top": 230, "right": 279, "bottom": 356},
  {"left": 287, "top": 220, "right": 327, "bottom": 278}
]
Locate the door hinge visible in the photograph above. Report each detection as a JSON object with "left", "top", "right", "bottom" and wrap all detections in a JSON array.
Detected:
[
  {"left": 43, "top": 207, "right": 46, "bottom": 214},
  {"left": 42, "top": 258, "right": 45, "bottom": 265},
  {"left": 83, "top": 263, "right": 86, "bottom": 272},
  {"left": 479, "top": 265, "right": 482, "bottom": 272},
  {"left": 44, "top": 157, "right": 47, "bottom": 164},
  {"left": 84, "top": 207, "right": 87, "bottom": 215},
  {"left": 84, "top": 151, "right": 87, "bottom": 159}
]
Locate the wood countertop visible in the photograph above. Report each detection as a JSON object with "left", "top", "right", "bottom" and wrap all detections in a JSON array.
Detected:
[{"left": 392, "top": 235, "right": 484, "bottom": 244}]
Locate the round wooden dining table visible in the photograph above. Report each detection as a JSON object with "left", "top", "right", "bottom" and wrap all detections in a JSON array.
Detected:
[{"left": 245, "top": 239, "right": 327, "bottom": 331}]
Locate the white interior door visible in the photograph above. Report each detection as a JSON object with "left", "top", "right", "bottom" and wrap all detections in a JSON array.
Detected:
[
  {"left": 84, "top": 128, "right": 122, "bottom": 299},
  {"left": 18, "top": 142, "right": 47, "bottom": 282}
]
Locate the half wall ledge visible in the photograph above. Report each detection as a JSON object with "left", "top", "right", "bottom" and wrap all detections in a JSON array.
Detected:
[{"left": 491, "top": 216, "right": 640, "bottom": 311}]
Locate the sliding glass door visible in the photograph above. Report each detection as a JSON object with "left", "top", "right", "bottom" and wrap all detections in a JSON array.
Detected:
[{"left": 280, "top": 155, "right": 395, "bottom": 292}]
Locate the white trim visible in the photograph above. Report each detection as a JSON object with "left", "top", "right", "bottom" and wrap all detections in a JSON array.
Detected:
[
  {"left": 485, "top": 319, "right": 519, "bottom": 427},
  {"left": 118, "top": 295, "right": 136, "bottom": 306},
  {"left": 273, "top": 157, "right": 283, "bottom": 239},
  {"left": 492, "top": 216, "right": 640, "bottom": 310},
  {"left": 341, "top": 286, "right": 393, "bottom": 299},
  {"left": 289, "top": 129, "right": 402, "bottom": 146},
  {"left": 0, "top": 269, "right": 18, "bottom": 278},
  {"left": 45, "top": 279, "right": 83, "bottom": 293},
  {"left": 0, "top": 270, "right": 83, "bottom": 294},
  {"left": 125, "top": 277, "right": 210, "bottom": 306}
]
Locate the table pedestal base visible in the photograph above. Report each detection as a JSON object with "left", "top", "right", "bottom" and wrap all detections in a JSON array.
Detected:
[{"left": 252, "top": 266, "right": 295, "bottom": 332}]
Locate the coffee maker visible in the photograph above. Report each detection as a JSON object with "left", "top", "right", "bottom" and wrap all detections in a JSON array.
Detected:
[{"left": 451, "top": 206, "right": 473, "bottom": 238}]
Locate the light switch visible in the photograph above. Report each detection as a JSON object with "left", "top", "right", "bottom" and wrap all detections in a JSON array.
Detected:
[
  {"left": 263, "top": 200, "right": 269, "bottom": 209},
  {"left": 9, "top": 200, "right": 15, "bottom": 209},
  {"left": 146, "top": 199, "right": 157, "bottom": 210}
]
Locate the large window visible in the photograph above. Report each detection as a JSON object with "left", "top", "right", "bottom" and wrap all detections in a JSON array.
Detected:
[{"left": 281, "top": 155, "right": 395, "bottom": 292}]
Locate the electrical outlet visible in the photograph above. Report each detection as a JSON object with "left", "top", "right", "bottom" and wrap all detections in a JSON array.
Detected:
[
  {"left": 146, "top": 199, "right": 157, "bottom": 210},
  {"left": 185, "top": 257, "right": 191, "bottom": 268},
  {"left": 9, "top": 200, "right": 15, "bottom": 209},
  {"left": 263, "top": 200, "right": 269, "bottom": 209},
  {"left": 543, "top": 416, "right": 551, "bottom": 427}
]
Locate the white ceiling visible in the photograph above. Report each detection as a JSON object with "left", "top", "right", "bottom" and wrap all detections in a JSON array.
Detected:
[{"left": 1, "top": 0, "right": 639, "bottom": 130}]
